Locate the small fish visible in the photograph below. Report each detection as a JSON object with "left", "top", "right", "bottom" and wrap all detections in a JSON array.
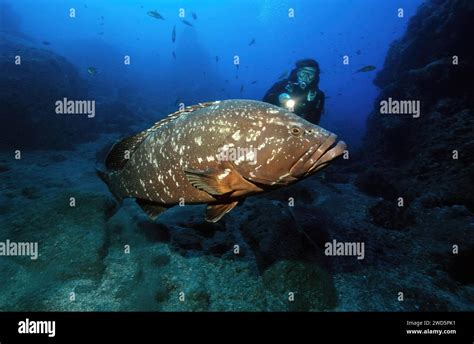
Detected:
[
  {"left": 181, "top": 19, "right": 193, "bottom": 27},
  {"left": 278, "top": 71, "right": 288, "bottom": 80},
  {"left": 98, "top": 32, "right": 104, "bottom": 35},
  {"left": 147, "top": 10, "right": 165, "bottom": 20},
  {"left": 251, "top": 80, "right": 257, "bottom": 84},
  {"left": 42, "top": 41, "right": 51, "bottom": 45},
  {"left": 172, "top": 51, "right": 176, "bottom": 60},
  {"left": 235, "top": 75, "right": 239, "bottom": 80},
  {"left": 356, "top": 49, "right": 361, "bottom": 55},
  {"left": 215, "top": 56, "right": 219, "bottom": 63},
  {"left": 240, "top": 85, "right": 244, "bottom": 93},
  {"left": 174, "top": 97, "right": 181, "bottom": 105},
  {"left": 248, "top": 38, "right": 255, "bottom": 46},
  {"left": 354, "top": 65, "right": 376, "bottom": 74},
  {"left": 191, "top": 12, "right": 197, "bottom": 20},
  {"left": 337, "top": 93, "right": 342, "bottom": 96},
  {"left": 97, "top": 100, "right": 346, "bottom": 223},
  {"left": 235, "top": 64, "right": 239, "bottom": 70},
  {"left": 87, "top": 67, "right": 98, "bottom": 75},
  {"left": 172, "top": 25, "right": 176, "bottom": 43},
  {"left": 225, "top": 79, "right": 229, "bottom": 83}
]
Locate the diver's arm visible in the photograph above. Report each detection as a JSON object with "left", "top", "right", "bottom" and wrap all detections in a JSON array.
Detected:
[
  {"left": 318, "top": 90, "right": 325, "bottom": 116},
  {"left": 262, "top": 81, "right": 287, "bottom": 106},
  {"left": 305, "top": 91, "right": 325, "bottom": 125}
]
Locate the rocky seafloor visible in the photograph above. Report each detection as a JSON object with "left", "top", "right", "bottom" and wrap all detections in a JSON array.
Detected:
[
  {"left": 0, "top": 133, "right": 472, "bottom": 311},
  {"left": 0, "top": 0, "right": 473, "bottom": 311}
]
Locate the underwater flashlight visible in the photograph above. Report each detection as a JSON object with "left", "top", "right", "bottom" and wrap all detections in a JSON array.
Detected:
[{"left": 286, "top": 99, "right": 295, "bottom": 109}]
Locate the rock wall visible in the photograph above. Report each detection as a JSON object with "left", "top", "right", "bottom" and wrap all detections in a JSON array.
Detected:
[
  {"left": 0, "top": 34, "right": 141, "bottom": 150},
  {"left": 357, "top": 0, "right": 474, "bottom": 211}
]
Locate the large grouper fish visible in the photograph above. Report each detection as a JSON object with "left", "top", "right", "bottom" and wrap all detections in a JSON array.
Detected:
[{"left": 98, "top": 99, "right": 346, "bottom": 222}]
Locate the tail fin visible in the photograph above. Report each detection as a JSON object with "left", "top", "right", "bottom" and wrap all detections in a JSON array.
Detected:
[{"left": 96, "top": 169, "right": 124, "bottom": 203}]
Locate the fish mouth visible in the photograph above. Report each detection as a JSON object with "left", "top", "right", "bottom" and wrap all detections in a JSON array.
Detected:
[{"left": 290, "top": 134, "right": 347, "bottom": 178}]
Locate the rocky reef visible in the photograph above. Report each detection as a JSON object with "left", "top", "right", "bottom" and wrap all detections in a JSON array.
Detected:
[
  {"left": 356, "top": 0, "right": 474, "bottom": 213},
  {"left": 0, "top": 34, "right": 142, "bottom": 150}
]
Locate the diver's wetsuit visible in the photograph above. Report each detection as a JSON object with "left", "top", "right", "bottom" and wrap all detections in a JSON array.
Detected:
[{"left": 262, "top": 80, "right": 325, "bottom": 125}]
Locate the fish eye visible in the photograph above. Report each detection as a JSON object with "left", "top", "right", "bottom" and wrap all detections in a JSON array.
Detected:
[
  {"left": 290, "top": 126, "right": 302, "bottom": 136},
  {"left": 306, "top": 129, "right": 313, "bottom": 135}
]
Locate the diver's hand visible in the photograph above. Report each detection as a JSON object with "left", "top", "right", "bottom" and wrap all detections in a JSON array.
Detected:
[{"left": 278, "top": 93, "right": 291, "bottom": 105}]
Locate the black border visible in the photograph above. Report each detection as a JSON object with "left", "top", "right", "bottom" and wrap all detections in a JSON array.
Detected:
[{"left": 0, "top": 312, "right": 472, "bottom": 343}]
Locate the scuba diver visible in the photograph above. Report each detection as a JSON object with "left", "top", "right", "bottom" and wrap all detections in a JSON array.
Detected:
[{"left": 263, "top": 59, "right": 325, "bottom": 125}]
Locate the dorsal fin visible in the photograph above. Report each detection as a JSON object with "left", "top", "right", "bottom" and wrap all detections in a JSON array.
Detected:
[
  {"left": 105, "top": 101, "right": 220, "bottom": 171},
  {"left": 147, "top": 101, "right": 220, "bottom": 133},
  {"left": 105, "top": 131, "right": 149, "bottom": 171}
]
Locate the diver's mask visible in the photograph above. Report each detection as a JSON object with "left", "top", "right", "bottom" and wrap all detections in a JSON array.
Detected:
[{"left": 296, "top": 67, "right": 316, "bottom": 89}]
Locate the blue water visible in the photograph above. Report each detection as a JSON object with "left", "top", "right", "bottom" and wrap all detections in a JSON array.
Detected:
[{"left": 4, "top": 0, "right": 423, "bottom": 148}]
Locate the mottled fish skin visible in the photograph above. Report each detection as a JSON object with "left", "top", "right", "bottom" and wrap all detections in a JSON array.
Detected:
[{"left": 102, "top": 99, "right": 346, "bottom": 219}]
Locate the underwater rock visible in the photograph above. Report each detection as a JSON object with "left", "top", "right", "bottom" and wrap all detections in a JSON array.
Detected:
[
  {"left": 21, "top": 186, "right": 40, "bottom": 199},
  {"left": 103, "top": 197, "right": 119, "bottom": 221},
  {"left": 322, "top": 171, "right": 350, "bottom": 184},
  {"left": 240, "top": 200, "right": 316, "bottom": 271},
  {"left": 152, "top": 254, "right": 171, "bottom": 267},
  {"left": 0, "top": 34, "right": 141, "bottom": 150},
  {"left": 258, "top": 179, "right": 316, "bottom": 203},
  {"left": 419, "top": 192, "right": 444, "bottom": 208},
  {"left": 369, "top": 200, "right": 415, "bottom": 230},
  {"left": 0, "top": 163, "right": 10, "bottom": 172},
  {"left": 354, "top": 171, "right": 398, "bottom": 200},
  {"left": 200, "top": 230, "right": 235, "bottom": 257},
  {"left": 262, "top": 260, "right": 337, "bottom": 311},
  {"left": 446, "top": 205, "right": 473, "bottom": 218},
  {"left": 136, "top": 220, "right": 171, "bottom": 243},
  {"left": 360, "top": 0, "right": 474, "bottom": 213},
  {"left": 169, "top": 226, "right": 204, "bottom": 252}
]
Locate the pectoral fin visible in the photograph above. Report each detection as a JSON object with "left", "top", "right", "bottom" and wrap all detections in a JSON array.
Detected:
[
  {"left": 205, "top": 201, "right": 239, "bottom": 222},
  {"left": 136, "top": 199, "right": 169, "bottom": 220},
  {"left": 184, "top": 162, "right": 262, "bottom": 197},
  {"left": 183, "top": 167, "right": 232, "bottom": 195}
]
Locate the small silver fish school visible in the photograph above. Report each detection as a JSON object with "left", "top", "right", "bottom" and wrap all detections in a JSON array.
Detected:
[{"left": 98, "top": 100, "right": 346, "bottom": 222}]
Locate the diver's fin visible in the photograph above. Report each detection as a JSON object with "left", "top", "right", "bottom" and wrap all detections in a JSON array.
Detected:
[
  {"left": 96, "top": 169, "right": 124, "bottom": 202},
  {"left": 183, "top": 161, "right": 260, "bottom": 197},
  {"left": 105, "top": 132, "right": 149, "bottom": 171},
  {"left": 136, "top": 199, "right": 169, "bottom": 220},
  {"left": 205, "top": 201, "right": 239, "bottom": 223}
]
